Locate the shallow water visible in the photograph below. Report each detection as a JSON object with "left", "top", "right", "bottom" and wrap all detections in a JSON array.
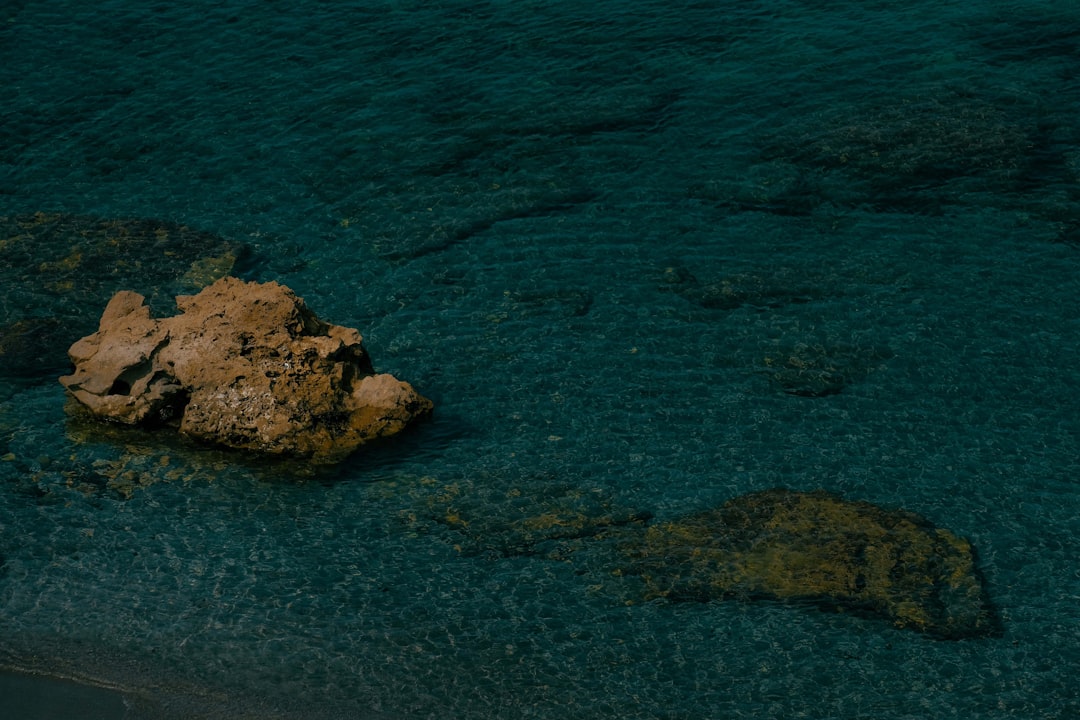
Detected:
[{"left": 2, "top": 1, "right": 1079, "bottom": 718}]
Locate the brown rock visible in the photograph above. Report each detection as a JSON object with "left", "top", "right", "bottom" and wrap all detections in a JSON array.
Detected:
[{"left": 60, "top": 277, "right": 432, "bottom": 461}]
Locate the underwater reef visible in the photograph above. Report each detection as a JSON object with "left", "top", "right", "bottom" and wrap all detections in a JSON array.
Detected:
[
  {"left": 617, "top": 488, "right": 1000, "bottom": 639},
  {"left": 427, "top": 482, "right": 999, "bottom": 640}
]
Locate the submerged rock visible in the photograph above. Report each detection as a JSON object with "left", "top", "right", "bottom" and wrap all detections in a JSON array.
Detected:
[
  {"left": 759, "top": 340, "right": 894, "bottom": 397},
  {"left": 0, "top": 212, "right": 244, "bottom": 383},
  {"left": 0, "top": 317, "right": 66, "bottom": 380},
  {"left": 59, "top": 277, "right": 431, "bottom": 461},
  {"left": 661, "top": 265, "right": 831, "bottom": 311},
  {"left": 420, "top": 479, "right": 997, "bottom": 639},
  {"left": 619, "top": 488, "right": 999, "bottom": 639},
  {"left": 749, "top": 91, "right": 1040, "bottom": 214}
]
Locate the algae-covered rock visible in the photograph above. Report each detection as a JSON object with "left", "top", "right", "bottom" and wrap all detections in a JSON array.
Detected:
[
  {"left": 416, "top": 478, "right": 996, "bottom": 639},
  {"left": 659, "top": 265, "right": 893, "bottom": 396},
  {"left": 661, "top": 265, "right": 831, "bottom": 312},
  {"left": 414, "top": 478, "right": 999, "bottom": 638},
  {"left": 725, "top": 91, "right": 1044, "bottom": 215},
  {"left": 772, "top": 94, "right": 1031, "bottom": 184},
  {"left": 759, "top": 340, "right": 894, "bottom": 397},
  {"left": 393, "top": 473, "right": 651, "bottom": 560},
  {"left": 443, "top": 485, "right": 650, "bottom": 560},
  {"left": 0, "top": 317, "right": 66, "bottom": 380},
  {"left": 619, "top": 488, "right": 999, "bottom": 639},
  {"left": 780, "top": 92, "right": 1032, "bottom": 211}
]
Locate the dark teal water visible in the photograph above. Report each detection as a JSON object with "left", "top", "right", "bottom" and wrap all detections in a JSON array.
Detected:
[{"left": 2, "top": 1, "right": 1079, "bottom": 718}]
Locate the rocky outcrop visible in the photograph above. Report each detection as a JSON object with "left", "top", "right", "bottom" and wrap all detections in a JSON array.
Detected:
[
  {"left": 618, "top": 488, "right": 999, "bottom": 639},
  {"left": 60, "top": 277, "right": 431, "bottom": 461}
]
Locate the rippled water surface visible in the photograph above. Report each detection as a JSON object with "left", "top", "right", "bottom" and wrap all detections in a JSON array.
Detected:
[{"left": 2, "top": 1, "right": 1079, "bottom": 718}]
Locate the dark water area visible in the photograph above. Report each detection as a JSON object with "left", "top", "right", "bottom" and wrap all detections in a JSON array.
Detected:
[{"left": 2, "top": 1, "right": 1079, "bottom": 718}]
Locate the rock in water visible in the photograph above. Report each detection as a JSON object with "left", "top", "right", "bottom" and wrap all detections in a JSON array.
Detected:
[
  {"left": 620, "top": 488, "right": 998, "bottom": 639},
  {"left": 60, "top": 277, "right": 432, "bottom": 461}
]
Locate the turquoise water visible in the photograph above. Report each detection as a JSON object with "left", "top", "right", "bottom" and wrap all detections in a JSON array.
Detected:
[{"left": 2, "top": 1, "right": 1080, "bottom": 717}]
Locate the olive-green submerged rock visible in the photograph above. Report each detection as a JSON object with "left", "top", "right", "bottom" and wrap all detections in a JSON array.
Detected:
[
  {"left": 619, "top": 489, "right": 999, "bottom": 639},
  {"left": 421, "top": 480, "right": 999, "bottom": 639}
]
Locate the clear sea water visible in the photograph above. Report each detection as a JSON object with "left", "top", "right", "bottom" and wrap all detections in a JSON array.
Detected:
[{"left": 2, "top": 1, "right": 1079, "bottom": 718}]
